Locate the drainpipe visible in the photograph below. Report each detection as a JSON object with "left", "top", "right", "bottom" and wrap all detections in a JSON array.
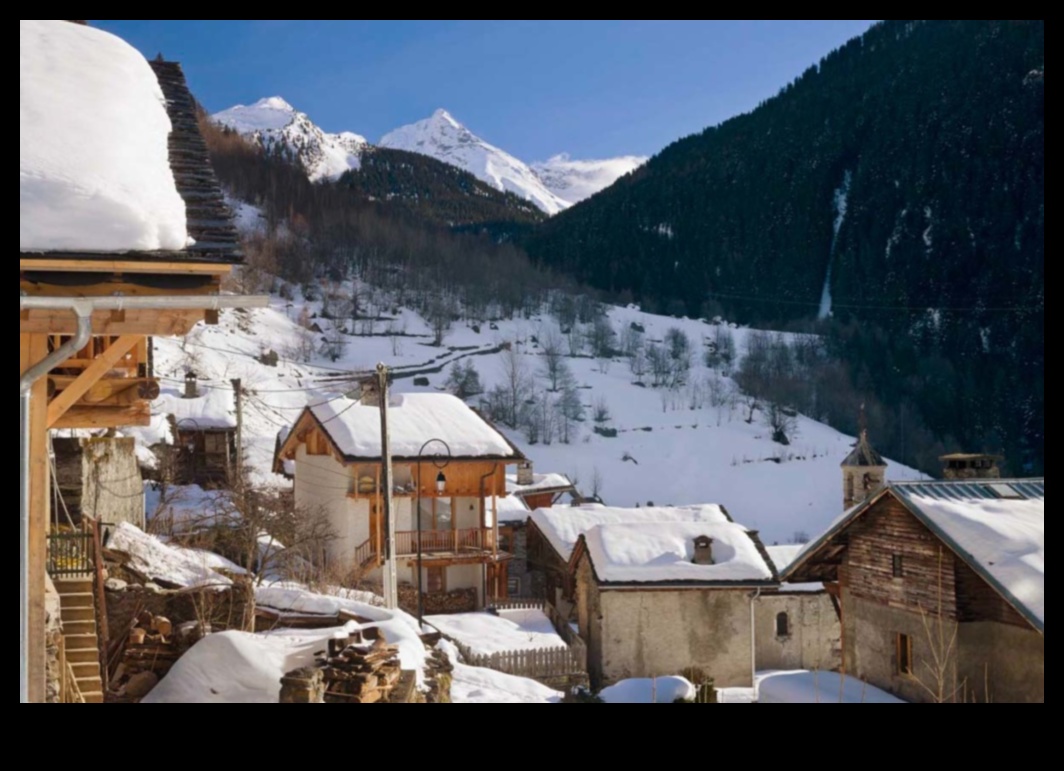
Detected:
[
  {"left": 20, "top": 305, "right": 93, "bottom": 705},
  {"left": 19, "top": 293, "right": 268, "bottom": 703},
  {"left": 750, "top": 588, "right": 762, "bottom": 693}
]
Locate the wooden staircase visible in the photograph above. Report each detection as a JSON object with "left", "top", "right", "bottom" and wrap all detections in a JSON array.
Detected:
[{"left": 56, "top": 579, "right": 104, "bottom": 704}]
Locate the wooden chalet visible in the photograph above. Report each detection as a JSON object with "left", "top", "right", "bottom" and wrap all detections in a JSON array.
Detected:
[
  {"left": 20, "top": 21, "right": 256, "bottom": 704},
  {"left": 785, "top": 478, "right": 1044, "bottom": 703},
  {"left": 276, "top": 392, "right": 526, "bottom": 611}
]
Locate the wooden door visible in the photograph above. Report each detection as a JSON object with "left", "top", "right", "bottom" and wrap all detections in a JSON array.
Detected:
[{"left": 369, "top": 501, "right": 380, "bottom": 555}]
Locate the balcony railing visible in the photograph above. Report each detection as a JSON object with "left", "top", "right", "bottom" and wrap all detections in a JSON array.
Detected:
[
  {"left": 355, "top": 528, "right": 498, "bottom": 569},
  {"left": 397, "top": 528, "right": 496, "bottom": 556}
]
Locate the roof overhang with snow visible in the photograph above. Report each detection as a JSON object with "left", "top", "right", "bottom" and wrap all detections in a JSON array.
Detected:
[
  {"left": 20, "top": 20, "right": 240, "bottom": 266},
  {"left": 784, "top": 480, "right": 1044, "bottom": 634},
  {"left": 277, "top": 394, "right": 526, "bottom": 466},
  {"left": 571, "top": 521, "right": 778, "bottom": 589}
]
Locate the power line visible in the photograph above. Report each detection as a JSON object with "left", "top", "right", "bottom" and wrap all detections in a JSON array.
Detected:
[{"left": 704, "top": 290, "right": 1041, "bottom": 314}]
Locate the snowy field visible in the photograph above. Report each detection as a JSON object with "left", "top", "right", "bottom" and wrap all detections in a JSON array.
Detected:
[
  {"left": 426, "top": 610, "right": 566, "bottom": 656},
  {"left": 126, "top": 270, "right": 921, "bottom": 545}
]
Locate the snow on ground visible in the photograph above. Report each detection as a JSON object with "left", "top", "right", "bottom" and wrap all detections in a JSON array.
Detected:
[
  {"left": 106, "top": 522, "right": 243, "bottom": 589},
  {"left": 531, "top": 154, "right": 648, "bottom": 205},
  {"left": 426, "top": 610, "right": 566, "bottom": 656},
  {"left": 438, "top": 641, "right": 561, "bottom": 703},
  {"left": 131, "top": 260, "right": 922, "bottom": 545},
  {"left": 143, "top": 626, "right": 351, "bottom": 704},
  {"left": 450, "top": 662, "right": 562, "bottom": 704},
  {"left": 599, "top": 677, "right": 697, "bottom": 703},
  {"left": 757, "top": 671, "right": 906, "bottom": 704},
  {"left": 20, "top": 20, "right": 188, "bottom": 252}
]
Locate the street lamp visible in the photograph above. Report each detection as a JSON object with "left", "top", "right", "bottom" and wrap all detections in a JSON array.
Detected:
[{"left": 416, "top": 438, "right": 451, "bottom": 629}]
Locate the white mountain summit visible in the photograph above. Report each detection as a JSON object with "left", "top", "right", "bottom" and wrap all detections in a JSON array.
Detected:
[
  {"left": 213, "top": 97, "right": 367, "bottom": 182},
  {"left": 380, "top": 109, "right": 572, "bottom": 215},
  {"left": 214, "top": 100, "right": 644, "bottom": 213}
]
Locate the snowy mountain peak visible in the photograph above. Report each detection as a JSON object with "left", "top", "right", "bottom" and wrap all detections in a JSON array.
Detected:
[
  {"left": 380, "top": 110, "right": 571, "bottom": 215},
  {"left": 255, "top": 96, "right": 295, "bottom": 112},
  {"left": 213, "top": 97, "right": 367, "bottom": 182},
  {"left": 532, "top": 153, "right": 648, "bottom": 205}
]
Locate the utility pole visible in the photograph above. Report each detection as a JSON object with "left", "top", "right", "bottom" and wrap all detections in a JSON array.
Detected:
[
  {"left": 231, "top": 378, "right": 244, "bottom": 486},
  {"left": 376, "top": 364, "right": 399, "bottom": 610}
]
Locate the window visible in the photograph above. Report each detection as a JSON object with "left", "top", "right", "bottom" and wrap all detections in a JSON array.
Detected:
[
  {"left": 896, "top": 634, "right": 914, "bottom": 677},
  {"left": 508, "top": 577, "right": 521, "bottom": 597},
  {"left": 427, "top": 567, "right": 446, "bottom": 594},
  {"left": 892, "top": 554, "right": 905, "bottom": 578},
  {"left": 776, "top": 612, "right": 790, "bottom": 638},
  {"left": 846, "top": 475, "right": 856, "bottom": 504}
]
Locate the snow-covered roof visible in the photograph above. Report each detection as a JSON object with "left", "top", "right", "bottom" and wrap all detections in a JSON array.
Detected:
[
  {"left": 493, "top": 494, "right": 532, "bottom": 524},
  {"left": 157, "top": 387, "right": 238, "bottom": 431},
  {"left": 766, "top": 545, "right": 824, "bottom": 593},
  {"left": 507, "top": 472, "right": 575, "bottom": 495},
  {"left": 530, "top": 503, "right": 732, "bottom": 564},
  {"left": 787, "top": 480, "right": 1045, "bottom": 631},
  {"left": 581, "top": 521, "right": 775, "bottom": 586},
  {"left": 20, "top": 20, "right": 188, "bottom": 253},
  {"left": 310, "top": 393, "right": 522, "bottom": 461}
]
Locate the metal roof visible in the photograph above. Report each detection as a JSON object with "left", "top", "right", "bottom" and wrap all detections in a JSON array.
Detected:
[{"left": 892, "top": 479, "right": 1044, "bottom": 504}]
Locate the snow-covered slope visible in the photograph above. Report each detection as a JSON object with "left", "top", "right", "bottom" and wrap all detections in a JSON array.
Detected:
[
  {"left": 531, "top": 154, "right": 647, "bottom": 205},
  {"left": 380, "top": 110, "right": 570, "bottom": 215},
  {"left": 213, "top": 97, "right": 367, "bottom": 182}
]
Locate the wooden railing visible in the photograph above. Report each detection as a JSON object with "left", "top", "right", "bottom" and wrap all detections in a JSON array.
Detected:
[
  {"left": 354, "top": 528, "right": 497, "bottom": 566},
  {"left": 47, "top": 526, "right": 94, "bottom": 579},
  {"left": 395, "top": 528, "right": 495, "bottom": 556}
]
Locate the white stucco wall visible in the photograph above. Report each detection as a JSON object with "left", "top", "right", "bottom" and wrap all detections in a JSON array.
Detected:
[{"left": 294, "top": 447, "right": 362, "bottom": 570}]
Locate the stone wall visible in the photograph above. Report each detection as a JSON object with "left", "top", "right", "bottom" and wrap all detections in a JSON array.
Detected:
[
  {"left": 45, "top": 577, "right": 63, "bottom": 704},
  {"left": 844, "top": 593, "right": 1044, "bottom": 703},
  {"left": 755, "top": 592, "right": 841, "bottom": 673},
  {"left": 55, "top": 438, "right": 145, "bottom": 528},
  {"left": 106, "top": 579, "right": 255, "bottom": 642}
]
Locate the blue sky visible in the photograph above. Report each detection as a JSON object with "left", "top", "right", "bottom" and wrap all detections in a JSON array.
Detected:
[{"left": 94, "top": 20, "right": 877, "bottom": 161}]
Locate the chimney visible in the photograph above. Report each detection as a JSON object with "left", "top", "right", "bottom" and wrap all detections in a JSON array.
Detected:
[
  {"left": 517, "top": 461, "right": 535, "bottom": 487},
  {"left": 941, "top": 454, "right": 1002, "bottom": 481},
  {"left": 184, "top": 372, "right": 198, "bottom": 399},
  {"left": 358, "top": 375, "right": 381, "bottom": 407},
  {"left": 692, "top": 536, "right": 715, "bottom": 566}
]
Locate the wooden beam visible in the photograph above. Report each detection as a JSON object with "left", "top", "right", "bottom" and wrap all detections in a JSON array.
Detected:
[
  {"left": 20, "top": 258, "right": 232, "bottom": 275},
  {"left": 47, "top": 336, "right": 141, "bottom": 428},
  {"left": 52, "top": 404, "right": 152, "bottom": 430},
  {"left": 20, "top": 309, "right": 206, "bottom": 336},
  {"left": 47, "top": 376, "right": 158, "bottom": 404},
  {"left": 21, "top": 334, "right": 49, "bottom": 703},
  {"left": 20, "top": 279, "right": 220, "bottom": 299}
]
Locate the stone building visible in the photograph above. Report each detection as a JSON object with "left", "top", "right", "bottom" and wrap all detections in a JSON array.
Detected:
[
  {"left": 842, "top": 429, "right": 887, "bottom": 511},
  {"left": 570, "top": 515, "right": 778, "bottom": 689},
  {"left": 785, "top": 477, "right": 1044, "bottom": 703},
  {"left": 53, "top": 437, "right": 145, "bottom": 530}
]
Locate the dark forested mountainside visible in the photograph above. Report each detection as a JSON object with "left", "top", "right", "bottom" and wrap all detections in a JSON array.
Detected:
[
  {"left": 339, "top": 148, "right": 544, "bottom": 229},
  {"left": 203, "top": 120, "right": 571, "bottom": 318},
  {"left": 526, "top": 20, "right": 1044, "bottom": 475}
]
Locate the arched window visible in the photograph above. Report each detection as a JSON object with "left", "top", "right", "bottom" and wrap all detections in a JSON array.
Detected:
[{"left": 776, "top": 612, "right": 790, "bottom": 638}]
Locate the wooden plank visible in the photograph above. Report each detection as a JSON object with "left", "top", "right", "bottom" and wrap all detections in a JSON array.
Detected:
[
  {"left": 20, "top": 309, "right": 206, "bottom": 336},
  {"left": 20, "top": 258, "right": 231, "bottom": 275},
  {"left": 22, "top": 334, "right": 50, "bottom": 703},
  {"left": 52, "top": 404, "right": 151, "bottom": 430},
  {"left": 20, "top": 279, "right": 220, "bottom": 299},
  {"left": 47, "top": 335, "right": 141, "bottom": 428},
  {"left": 46, "top": 376, "right": 157, "bottom": 404}
]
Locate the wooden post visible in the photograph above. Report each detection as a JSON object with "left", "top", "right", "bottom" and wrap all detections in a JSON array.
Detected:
[
  {"left": 22, "top": 333, "right": 50, "bottom": 703},
  {"left": 231, "top": 379, "right": 243, "bottom": 486}
]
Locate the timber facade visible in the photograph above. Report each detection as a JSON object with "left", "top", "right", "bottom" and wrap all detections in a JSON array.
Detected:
[{"left": 787, "top": 481, "right": 1044, "bottom": 703}]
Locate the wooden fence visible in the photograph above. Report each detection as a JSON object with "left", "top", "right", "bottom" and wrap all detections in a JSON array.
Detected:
[{"left": 457, "top": 644, "right": 586, "bottom": 681}]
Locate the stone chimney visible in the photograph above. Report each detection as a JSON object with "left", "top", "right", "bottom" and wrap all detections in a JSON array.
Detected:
[
  {"left": 183, "top": 371, "right": 198, "bottom": 399},
  {"left": 692, "top": 536, "right": 715, "bottom": 566},
  {"left": 517, "top": 461, "right": 535, "bottom": 487},
  {"left": 941, "top": 454, "right": 1002, "bottom": 481},
  {"left": 359, "top": 376, "right": 381, "bottom": 407}
]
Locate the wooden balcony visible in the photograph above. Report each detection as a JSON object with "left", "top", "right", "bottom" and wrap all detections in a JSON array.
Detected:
[{"left": 355, "top": 528, "right": 500, "bottom": 569}]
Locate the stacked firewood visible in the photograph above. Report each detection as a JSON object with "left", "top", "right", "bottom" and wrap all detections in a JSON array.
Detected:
[
  {"left": 319, "top": 636, "right": 402, "bottom": 704},
  {"left": 109, "top": 612, "right": 185, "bottom": 702}
]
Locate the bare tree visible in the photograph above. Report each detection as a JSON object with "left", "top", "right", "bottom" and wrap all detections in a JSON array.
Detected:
[
  {"left": 556, "top": 385, "right": 585, "bottom": 444},
  {"left": 427, "top": 296, "right": 456, "bottom": 347},
  {"left": 541, "top": 329, "right": 566, "bottom": 392},
  {"left": 319, "top": 326, "right": 348, "bottom": 363},
  {"left": 765, "top": 403, "right": 798, "bottom": 446},
  {"left": 499, "top": 347, "right": 533, "bottom": 429},
  {"left": 588, "top": 316, "right": 617, "bottom": 359}
]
